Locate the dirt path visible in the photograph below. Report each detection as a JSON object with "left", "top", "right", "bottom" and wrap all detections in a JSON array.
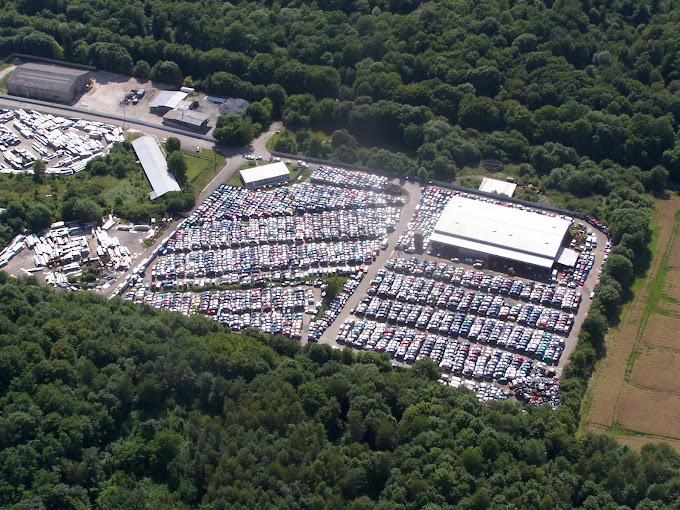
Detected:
[{"left": 583, "top": 195, "right": 680, "bottom": 447}]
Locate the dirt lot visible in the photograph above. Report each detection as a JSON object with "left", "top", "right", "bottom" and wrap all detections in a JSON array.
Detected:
[
  {"left": 630, "top": 349, "right": 680, "bottom": 393},
  {"left": 74, "top": 71, "right": 222, "bottom": 136},
  {"left": 584, "top": 195, "right": 680, "bottom": 450},
  {"left": 617, "top": 385, "right": 680, "bottom": 439},
  {"left": 642, "top": 316, "right": 680, "bottom": 350}
]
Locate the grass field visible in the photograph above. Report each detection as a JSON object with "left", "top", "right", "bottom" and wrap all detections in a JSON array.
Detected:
[
  {"left": 182, "top": 149, "right": 225, "bottom": 192},
  {"left": 582, "top": 195, "right": 680, "bottom": 450},
  {"left": 0, "top": 70, "right": 13, "bottom": 94}
]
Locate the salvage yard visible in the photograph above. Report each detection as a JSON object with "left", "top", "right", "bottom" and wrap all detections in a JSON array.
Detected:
[{"left": 118, "top": 166, "right": 608, "bottom": 405}]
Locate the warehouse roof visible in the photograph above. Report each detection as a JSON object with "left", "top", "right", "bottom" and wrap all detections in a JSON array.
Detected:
[
  {"left": 131, "top": 136, "right": 181, "bottom": 200},
  {"left": 149, "top": 91, "right": 187, "bottom": 109},
  {"left": 430, "top": 196, "right": 571, "bottom": 269},
  {"left": 478, "top": 177, "right": 517, "bottom": 197},
  {"left": 240, "top": 162, "right": 290, "bottom": 186},
  {"left": 163, "top": 109, "right": 210, "bottom": 127},
  {"left": 8, "top": 63, "right": 89, "bottom": 93}
]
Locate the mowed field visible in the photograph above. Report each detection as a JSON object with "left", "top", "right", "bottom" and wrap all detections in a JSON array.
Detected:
[{"left": 584, "top": 194, "right": 680, "bottom": 450}]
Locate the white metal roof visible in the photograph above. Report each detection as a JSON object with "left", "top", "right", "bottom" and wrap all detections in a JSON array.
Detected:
[
  {"left": 131, "top": 136, "right": 181, "bottom": 200},
  {"left": 431, "top": 196, "right": 571, "bottom": 269},
  {"left": 240, "top": 162, "right": 290, "bottom": 186},
  {"left": 479, "top": 177, "right": 517, "bottom": 197},
  {"left": 149, "top": 91, "right": 187, "bottom": 109},
  {"left": 555, "top": 246, "right": 580, "bottom": 267}
]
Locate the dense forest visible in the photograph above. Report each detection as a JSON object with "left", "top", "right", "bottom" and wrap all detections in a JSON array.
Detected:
[
  {"left": 1, "top": 273, "right": 680, "bottom": 509},
  {"left": 1, "top": 0, "right": 678, "bottom": 189}
]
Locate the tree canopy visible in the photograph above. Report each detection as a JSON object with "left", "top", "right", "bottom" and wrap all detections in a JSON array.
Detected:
[{"left": 1, "top": 273, "right": 680, "bottom": 508}]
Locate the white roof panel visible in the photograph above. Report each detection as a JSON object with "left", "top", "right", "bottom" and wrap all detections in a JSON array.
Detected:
[
  {"left": 149, "top": 91, "right": 187, "bottom": 109},
  {"left": 556, "top": 246, "right": 580, "bottom": 267},
  {"left": 131, "top": 136, "right": 181, "bottom": 200},
  {"left": 240, "top": 162, "right": 290, "bottom": 185},
  {"left": 479, "top": 177, "right": 517, "bottom": 197},
  {"left": 431, "top": 196, "right": 571, "bottom": 268}
]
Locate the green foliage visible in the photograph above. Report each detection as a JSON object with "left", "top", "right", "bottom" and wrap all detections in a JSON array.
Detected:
[
  {"left": 0, "top": 277, "right": 678, "bottom": 507},
  {"left": 166, "top": 151, "right": 187, "bottom": 186},
  {"left": 213, "top": 113, "right": 258, "bottom": 146},
  {"left": 164, "top": 137, "right": 180, "bottom": 154}
]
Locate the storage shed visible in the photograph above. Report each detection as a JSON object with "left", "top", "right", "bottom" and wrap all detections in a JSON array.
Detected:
[
  {"left": 162, "top": 109, "right": 210, "bottom": 133},
  {"left": 131, "top": 136, "right": 181, "bottom": 200},
  {"left": 7, "top": 63, "right": 90, "bottom": 104},
  {"left": 149, "top": 91, "right": 187, "bottom": 113},
  {"left": 240, "top": 162, "right": 290, "bottom": 188}
]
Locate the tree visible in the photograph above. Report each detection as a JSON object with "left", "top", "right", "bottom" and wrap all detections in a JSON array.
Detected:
[
  {"left": 604, "top": 253, "right": 635, "bottom": 290},
  {"left": 132, "top": 60, "right": 151, "bottom": 80},
  {"left": 165, "top": 137, "right": 181, "bottom": 154},
  {"left": 167, "top": 152, "right": 187, "bottom": 186},
  {"left": 26, "top": 203, "right": 52, "bottom": 232},
  {"left": 151, "top": 60, "right": 183, "bottom": 87},
  {"left": 67, "top": 198, "right": 103, "bottom": 223},
  {"left": 32, "top": 160, "right": 45, "bottom": 184}
]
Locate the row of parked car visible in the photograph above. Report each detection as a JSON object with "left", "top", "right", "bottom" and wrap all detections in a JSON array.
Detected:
[
  {"left": 125, "top": 285, "right": 311, "bottom": 338},
  {"left": 308, "top": 273, "right": 364, "bottom": 341},
  {"left": 369, "top": 268, "right": 582, "bottom": 313},
  {"left": 164, "top": 208, "right": 399, "bottom": 253},
  {"left": 187, "top": 183, "right": 403, "bottom": 226},
  {"left": 347, "top": 300, "right": 566, "bottom": 361},
  {"left": 310, "top": 166, "right": 388, "bottom": 191},
  {"left": 336, "top": 318, "right": 550, "bottom": 377},
  {"left": 357, "top": 287, "right": 574, "bottom": 333},
  {"left": 152, "top": 240, "right": 381, "bottom": 282}
]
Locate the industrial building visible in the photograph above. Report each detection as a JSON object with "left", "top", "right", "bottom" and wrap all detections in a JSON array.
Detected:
[
  {"left": 7, "top": 63, "right": 90, "bottom": 104},
  {"left": 240, "top": 162, "right": 290, "bottom": 188},
  {"left": 149, "top": 91, "right": 187, "bottom": 113},
  {"left": 478, "top": 177, "right": 517, "bottom": 197},
  {"left": 162, "top": 109, "right": 210, "bottom": 133},
  {"left": 131, "top": 136, "right": 181, "bottom": 200},
  {"left": 430, "top": 196, "right": 573, "bottom": 272}
]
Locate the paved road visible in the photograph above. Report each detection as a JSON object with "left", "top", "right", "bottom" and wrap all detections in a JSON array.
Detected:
[
  {"left": 315, "top": 181, "right": 422, "bottom": 346},
  {"left": 102, "top": 120, "right": 282, "bottom": 298}
]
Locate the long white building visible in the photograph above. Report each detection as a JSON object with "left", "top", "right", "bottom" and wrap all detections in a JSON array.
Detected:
[{"left": 131, "top": 136, "right": 181, "bottom": 200}]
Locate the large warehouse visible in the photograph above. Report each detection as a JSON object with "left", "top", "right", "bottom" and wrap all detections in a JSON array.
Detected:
[
  {"left": 131, "top": 136, "right": 181, "bottom": 200},
  {"left": 240, "top": 162, "right": 290, "bottom": 188},
  {"left": 430, "top": 196, "right": 572, "bottom": 272},
  {"left": 7, "top": 63, "right": 90, "bottom": 104}
]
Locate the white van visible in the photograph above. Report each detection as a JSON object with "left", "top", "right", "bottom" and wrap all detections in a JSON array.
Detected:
[{"left": 381, "top": 238, "right": 389, "bottom": 250}]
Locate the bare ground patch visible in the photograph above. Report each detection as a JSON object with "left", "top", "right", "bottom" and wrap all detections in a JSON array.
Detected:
[
  {"left": 663, "top": 268, "right": 680, "bottom": 302},
  {"left": 630, "top": 349, "right": 680, "bottom": 393},
  {"left": 657, "top": 301, "right": 680, "bottom": 316},
  {"left": 642, "top": 316, "right": 680, "bottom": 350},
  {"left": 618, "top": 385, "right": 680, "bottom": 440}
]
